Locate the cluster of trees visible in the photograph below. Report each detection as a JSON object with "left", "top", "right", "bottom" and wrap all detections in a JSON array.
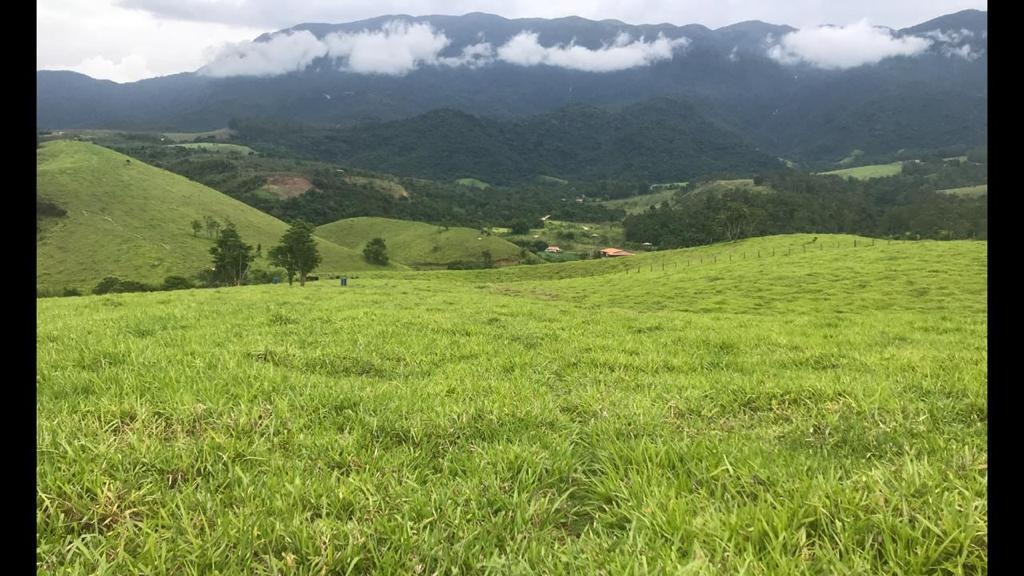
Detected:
[
  {"left": 206, "top": 220, "right": 323, "bottom": 287},
  {"left": 624, "top": 161, "right": 987, "bottom": 248}
]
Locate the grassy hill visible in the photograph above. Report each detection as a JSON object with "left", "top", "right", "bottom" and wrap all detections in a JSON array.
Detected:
[
  {"left": 599, "top": 179, "right": 774, "bottom": 215},
  {"left": 316, "top": 217, "right": 524, "bottom": 269},
  {"left": 819, "top": 162, "right": 904, "bottom": 179},
  {"left": 599, "top": 189, "right": 678, "bottom": 215},
  {"left": 939, "top": 184, "right": 988, "bottom": 197},
  {"left": 169, "top": 143, "right": 256, "bottom": 154},
  {"left": 38, "top": 234, "right": 986, "bottom": 573},
  {"left": 36, "top": 141, "right": 398, "bottom": 292}
]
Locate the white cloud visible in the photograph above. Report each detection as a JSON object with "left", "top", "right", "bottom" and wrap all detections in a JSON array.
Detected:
[
  {"left": 942, "top": 43, "right": 981, "bottom": 60},
  {"left": 496, "top": 31, "right": 689, "bottom": 72},
  {"left": 38, "top": 0, "right": 263, "bottom": 82},
  {"left": 437, "top": 42, "right": 496, "bottom": 68},
  {"left": 325, "top": 21, "right": 451, "bottom": 75},
  {"left": 200, "top": 30, "right": 327, "bottom": 77},
  {"left": 200, "top": 22, "right": 493, "bottom": 77},
  {"left": 767, "top": 19, "right": 932, "bottom": 69},
  {"left": 195, "top": 20, "right": 688, "bottom": 77},
  {"left": 922, "top": 28, "right": 974, "bottom": 43}
]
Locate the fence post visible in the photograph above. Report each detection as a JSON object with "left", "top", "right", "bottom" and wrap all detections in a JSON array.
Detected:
[{"left": 854, "top": 239, "right": 857, "bottom": 247}]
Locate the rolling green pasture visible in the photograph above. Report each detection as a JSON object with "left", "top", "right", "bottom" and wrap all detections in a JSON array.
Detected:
[
  {"left": 170, "top": 143, "right": 257, "bottom": 155},
  {"left": 455, "top": 178, "right": 491, "bottom": 189},
  {"left": 938, "top": 184, "right": 988, "bottom": 198},
  {"left": 317, "top": 217, "right": 523, "bottom": 268},
  {"left": 600, "top": 189, "right": 678, "bottom": 214},
  {"left": 160, "top": 129, "right": 234, "bottom": 143},
  {"left": 37, "top": 235, "right": 986, "bottom": 574},
  {"left": 819, "top": 163, "right": 904, "bottom": 180}
]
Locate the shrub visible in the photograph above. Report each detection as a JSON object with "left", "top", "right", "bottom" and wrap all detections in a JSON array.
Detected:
[
  {"left": 93, "top": 276, "right": 124, "bottom": 295},
  {"left": 93, "top": 276, "right": 155, "bottom": 295},
  {"left": 509, "top": 219, "right": 532, "bottom": 235},
  {"left": 246, "top": 268, "right": 284, "bottom": 285},
  {"left": 162, "top": 276, "right": 195, "bottom": 290},
  {"left": 364, "top": 238, "right": 389, "bottom": 265}
]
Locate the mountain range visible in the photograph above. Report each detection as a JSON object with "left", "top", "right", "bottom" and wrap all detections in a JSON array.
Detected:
[{"left": 37, "top": 10, "right": 987, "bottom": 167}]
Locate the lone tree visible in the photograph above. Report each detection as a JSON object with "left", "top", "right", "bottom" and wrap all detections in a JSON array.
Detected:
[
  {"left": 363, "top": 237, "right": 389, "bottom": 265},
  {"left": 269, "top": 220, "right": 322, "bottom": 286},
  {"left": 509, "top": 219, "right": 532, "bottom": 235},
  {"left": 209, "top": 222, "right": 254, "bottom": 286}
]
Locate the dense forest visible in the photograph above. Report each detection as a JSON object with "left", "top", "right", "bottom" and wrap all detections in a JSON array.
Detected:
[{"left": 227, "top": 99, "right": 782, "bottom": 185}]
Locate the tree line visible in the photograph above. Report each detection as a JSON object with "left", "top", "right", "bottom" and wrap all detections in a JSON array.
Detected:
[{"left": 623, "top": 161, "right": 987, "bottom": 248}]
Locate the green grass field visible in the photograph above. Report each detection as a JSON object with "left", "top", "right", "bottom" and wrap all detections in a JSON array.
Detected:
[
  {"left": 170, "top": 143, "right": 257, "bottom": 155},
  {"left": 160, "top": 129, "right": 234, "bottom": 143},
  {"left": 455, "top": 178, "right": 491, "bottom": 189},
  {"left": 37, "top": 141, "right": 395, "bottom": 292},
  {"left": 37, "top": 234, "right": 987, "bottom": 573},
  {"left": 938, "top": 184, "right": 988, "bottom": 197},
  {"left": 316, "top": 217, "right": 524, "bottom": 268},
  {"left": 819, "top": 163, "right": 903, "bottom": 180},
  {"left": 600, "top": 189, "right": 678, "bottom": 214}
]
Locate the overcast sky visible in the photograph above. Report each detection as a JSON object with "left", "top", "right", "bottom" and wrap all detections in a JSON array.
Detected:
[{"left": 37, "top": 0, "right": 988, "bottom": 83}]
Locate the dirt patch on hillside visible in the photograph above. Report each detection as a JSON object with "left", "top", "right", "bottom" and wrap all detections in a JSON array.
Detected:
[{"left": 263, "top": 174, "right": 313, "bottom": 199}]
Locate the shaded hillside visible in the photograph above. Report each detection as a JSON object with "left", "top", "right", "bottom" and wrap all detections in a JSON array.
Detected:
[{"left": 231, "top": 99, "right": 782, "bottom": 184}]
